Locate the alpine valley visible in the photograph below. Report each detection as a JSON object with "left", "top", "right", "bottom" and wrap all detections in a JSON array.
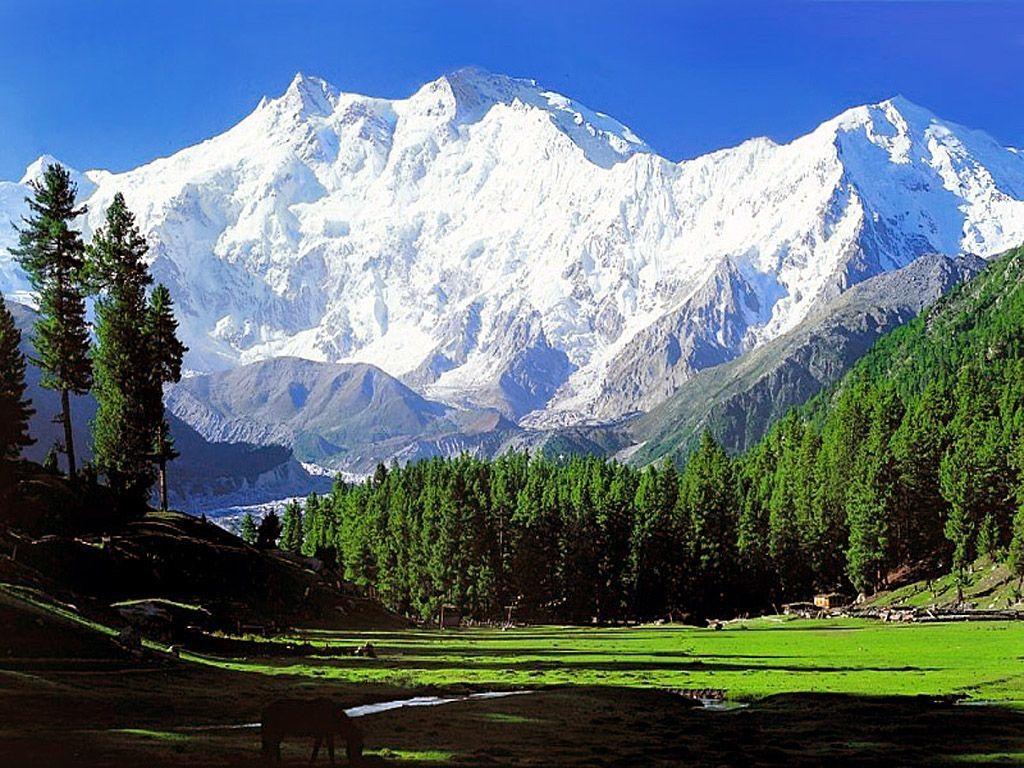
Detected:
[{"left": 3, "top": 68, "right": 1023, "bottom": 509}]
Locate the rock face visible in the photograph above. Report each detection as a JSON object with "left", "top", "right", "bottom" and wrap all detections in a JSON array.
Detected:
[
  {"left": 628, "top": 253, "right": 986, "bottom": 464},
  {"left": 2, "top": 71, "right": 1023, "bottom": 429}
]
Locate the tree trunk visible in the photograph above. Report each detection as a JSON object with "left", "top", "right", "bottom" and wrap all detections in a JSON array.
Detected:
[
  {"left": 158, "top": 456, "right": 168, "bottom": 512},
  {"left": 61, "top": 387, "right": 76, "bottom": 485}
]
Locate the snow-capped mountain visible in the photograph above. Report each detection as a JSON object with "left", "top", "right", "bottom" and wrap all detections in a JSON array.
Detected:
[{"left": 2, "top": 68, "right": 1023, "bottom": 426}]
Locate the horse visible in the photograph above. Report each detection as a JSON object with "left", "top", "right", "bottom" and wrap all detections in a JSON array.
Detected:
[{"left": 261, "top": 697, "right": 364, "bottom": 764}]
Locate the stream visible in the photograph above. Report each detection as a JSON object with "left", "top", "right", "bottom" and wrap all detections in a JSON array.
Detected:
[{"left": 180, "top": 690, "right": 533, "bottom": 731}]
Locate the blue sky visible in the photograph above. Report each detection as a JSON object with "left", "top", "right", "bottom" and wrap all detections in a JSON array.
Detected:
[{"left": 1, "top": 1, "right": 1022, "bottom": 180}]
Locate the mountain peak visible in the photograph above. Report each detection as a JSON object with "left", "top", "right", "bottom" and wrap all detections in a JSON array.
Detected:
[
  {"left": 442, "top": 66, "right": 533, "bottom": 100},
  {"left": 20, "top": 154, "right": 65, "bottom": 185},
  {"left": 276, "top": 72, "right": 338, "bottom": 118},
  {"left": 409, "top": 67, "right": 648, "bottom": 167},
  {"left": 877, "top": 94, "right": 939, "bottom": 125}
]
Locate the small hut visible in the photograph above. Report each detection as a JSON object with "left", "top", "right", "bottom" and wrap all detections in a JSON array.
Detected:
[{"left": 814, "top": 593, "right": 851, "bottom": 609}]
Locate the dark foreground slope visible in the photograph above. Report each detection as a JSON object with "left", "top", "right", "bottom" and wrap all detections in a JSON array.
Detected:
[
  {"left": 1, "top": 485, "right": 406, "bottom": 634},
  {"left": 631, "top": 253, "right": 983, "bottom": 465}
]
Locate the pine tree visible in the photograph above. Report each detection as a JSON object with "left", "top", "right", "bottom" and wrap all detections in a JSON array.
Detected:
[
  {"left": 0, "top": 295, "right": 34, "bottom": 461},
  {"left": 1010, "top": 443, "right": 1024, "bottom": 594},
  {"left": 144, "top": 284, "right": 187, "bottom": 511},
  {"left": 256, "top": 510, "right": 282, "bottom": 549},
  {"left": 280, "top": 499, "right": 304, "bottom": 552},
  {"left": 240, "top": 511, "right": 257, "bottom": 545},
  {"left": 12, "top": 163, "right": 91, "bottom": 483},
  {"left": 679, "top": 432, "right": 738, "bottom": 615},
  {"left": 90, "top": 194, "right": 154, "bottom": 510},
  {"left": 976, "top": 512, "right": 1001, "bottom": 561},
  {"left": 0, "top": 295, "right": 34, "bottom": 504},
  {"left": 845, "top": 483, "right": 887, "bottom": 595},
  {"left": 42, "top": 444, "right": 61, "bottom": 475}
]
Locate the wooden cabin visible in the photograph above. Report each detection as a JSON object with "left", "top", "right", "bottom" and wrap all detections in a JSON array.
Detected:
[{"left": 814, "top": 593, "right": 851, "bottom": 609}]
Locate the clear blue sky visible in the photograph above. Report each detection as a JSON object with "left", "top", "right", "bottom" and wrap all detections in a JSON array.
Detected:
[{"left": 1, "top": 1, "right": 1022, "bottom": 180}]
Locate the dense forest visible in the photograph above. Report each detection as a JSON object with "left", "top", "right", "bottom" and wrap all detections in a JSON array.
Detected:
[{"left": 273, "top": 246, "right": 1024, "bottom": 623}]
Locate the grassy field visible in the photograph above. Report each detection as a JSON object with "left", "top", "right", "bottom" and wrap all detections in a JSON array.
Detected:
[
  {"left": 187, "top": 617, "right": 1024, "bottom": 706},
  {"left": 4, "top": 582, "right": 1024, "bottom": 766}
]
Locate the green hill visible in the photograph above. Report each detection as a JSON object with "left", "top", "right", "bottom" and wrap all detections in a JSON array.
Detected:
[{"left": 732, "top": 244, "right": 1024, "bottom": 602}]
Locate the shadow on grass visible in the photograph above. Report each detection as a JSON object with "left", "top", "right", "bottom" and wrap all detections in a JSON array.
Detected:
[
  {"left": 341, "top": 689, "right": 1024, "bottom": 767},
  {"left": 232, "top": 652, "right": 941, "bottom": 676}
]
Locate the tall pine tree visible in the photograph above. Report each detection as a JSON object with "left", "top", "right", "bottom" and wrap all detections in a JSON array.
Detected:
[
  {"left": 240, "top": 511, "right": 258, "bottom": 545},
  {"left": 12, "top": 164, "right": 91, "bottom": 483},
  {"left": 0, "top": 295, "right": 35, "bottom": 505},
  {"left": 90, "top": 193, "right": 154, "bottom": 509},
  {"left": 0, "top": 295, "right": 34, "bottom": 461},
  {"left": 144, "top": 284, "right": 187, "bottom": 511},
  {"left": 280, "top": 499, "right": 304, "bottom": 552}
]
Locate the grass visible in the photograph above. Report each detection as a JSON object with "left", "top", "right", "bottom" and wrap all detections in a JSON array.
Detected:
[
  {"left": 181, "top": 618, "right": 1024, "bottom": 706},
  {"left": 370, "top": 749, "right": 457, "bottom": 762},
  {"left": 5, "top": 577, "right": 1024, "bottom": 766},
  {"left": 479, "top": 712, "right": 540, "bottom": 724},
  {"left": 0, "top": 582, "right": 119, "bottom": 638},
  {"left": 869, "top": 559, "right": 1023, "bottom": 611},
  {"left": 951, "top": 753, "right": 1024, "bottom": 764},
  {"left": 110, "top": 729, "right": 191, "bottom": 743}
]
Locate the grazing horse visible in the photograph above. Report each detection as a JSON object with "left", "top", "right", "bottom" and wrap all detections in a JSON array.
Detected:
[{"left": 261, "top": 698, "right": 364, "bottom": 764}]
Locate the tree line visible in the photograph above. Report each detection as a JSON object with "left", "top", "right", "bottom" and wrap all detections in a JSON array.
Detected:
[
  {"left": 0, "top": 163, "right": 187, "bottom": 516},
  {"left": 254, "top": 248, "right": 1024, "bottom": 623}
]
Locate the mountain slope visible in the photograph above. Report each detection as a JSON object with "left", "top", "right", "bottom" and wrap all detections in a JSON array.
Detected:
[
  {"left": 166, "top": 356, "right": 519, "bottom": 472},
  {"left": 731, "top": 243, "right": 1024, "bottom": 595},
  {"left": 2, "top": 72, "right": 1022, "bottom": 426},
  {"left": 629, "top": 252, "right": 985, "bottom": 464}
]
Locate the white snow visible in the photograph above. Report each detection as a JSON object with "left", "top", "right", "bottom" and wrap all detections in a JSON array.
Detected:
[{"left": 2, "top": 72, "right": 1023, "bottom": 424}]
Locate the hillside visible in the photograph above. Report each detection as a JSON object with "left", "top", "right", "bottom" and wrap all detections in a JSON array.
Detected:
[
  {"left": 166, "top": 356, "right": 518, "bottom": 472},
  {"left": 0, "top": 472, "right": 406, "bottom": 634},
  {"left": 733, "top": 243, "right": 1024, "bottom": 600},
  {"left": 629, "top": 252, "right": 984, "bottom": 465}
]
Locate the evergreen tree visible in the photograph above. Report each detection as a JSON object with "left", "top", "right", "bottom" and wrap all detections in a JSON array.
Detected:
[
  {"left": 1010, "top": 442, "right": 1024, "bottom": 593},
  {"left": 845, "top": 483, "right": 887, "bottom": 595},
  {"left": 0, "top": 294, "right": 34, "bottom": 461},
  {"left": 0, "top": 295, "right": 34, "bottom": 505},
  {"left": 280, "top": 499, "right": 304, "bottom": 552},
  {"left": 144, "top": 284, "right": 187, "bottom": 511},
  {"left": 256, "top": 510, "right": 282, "bottom": 549},
  {"left": 1008, "top": 507, "right": 1024, "bottom": 593},
  {"left": 845, "top": 387, "right": 903, "bottom": 594},
  {"left": 89, "top": 193, "right": 154, "bottom": 510},
  {"left": 12, "top": 163, "right": 91, "bottom": 482},
  {"left": 42, "top": 444, "right": 61, "bottom": 475},
  {"left": 240, "top": 511, "right": 257, "bottom": 545},
  {"left": 976, "top": 512, "right": 1001, "bottom": 561},
  {"left": 678, "top": 432, "right": 738, "bottom": 615}
]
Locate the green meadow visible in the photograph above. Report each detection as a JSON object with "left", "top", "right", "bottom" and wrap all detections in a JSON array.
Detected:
[{"left": 186, "top": 618, "right": 1024, "bottom": 707}]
